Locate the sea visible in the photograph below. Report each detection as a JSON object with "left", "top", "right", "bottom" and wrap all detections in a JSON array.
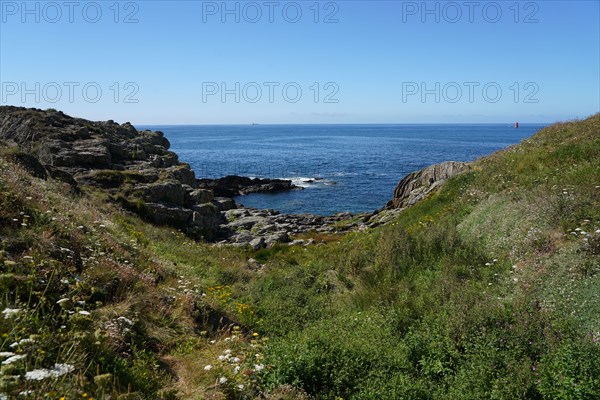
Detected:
[{"left": 139, "top": 124, "right": 547, "bottom": 216}]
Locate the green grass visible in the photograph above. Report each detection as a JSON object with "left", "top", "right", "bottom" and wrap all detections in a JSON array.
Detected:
[{"left": 1, "top": 114, "right": 599, "bottom": 399}]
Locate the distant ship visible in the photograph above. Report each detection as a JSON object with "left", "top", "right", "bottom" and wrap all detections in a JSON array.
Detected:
[
  {"left": 515, "top": 121, "right": 519, "bottom": 128},
  {"left": 252, "top": 123, "right": 260, "bottom": 126}
]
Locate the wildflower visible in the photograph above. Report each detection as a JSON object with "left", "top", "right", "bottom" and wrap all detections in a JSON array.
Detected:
[
  {"left": 0, "top": 352, "right": 15, "bottom": 359},
  {"left": 217, "top": 355, "right": 229, "bottom": 361},
  {"left": 209, "top": 340, "right": 216, "bottom": 344},
  {"left": 254, "top": 364, "right": 265, "bottom": 372},
  {"left": 253, "top": 332, "right": 259, "bottom": 337},
  {"left": 2, "top": 354, "right": 26, "bottom": 365},
  {"left": 10, "top": 338, "right": 34, "bottom": 348},
  {"left": 204, "top": 365, "right": 213, "bottom": 371},
  {"left": 2, "top": 308, "right": 22, "bottom": 319},
  {"left": 233, "top": 365, "right": 240, "bottom": 374},
  {"left": 78, "top": 310, "right": 91, "bottom": 316},
  {"left": 231, "top": 357, "right": 241, "bottom": 363},
  {"left": 218, "top": 377, "right": 227, "bottom": 384},
  {"left": 24, "top": 363, "right": 75, "bottom": 380},
  {"left": 485, "top": 262, "right": 491, "bottom": 266},
  {"left": 237, "top": 384, "right": 244, "bottom": 390},
  {"left": 224, "top": 349, "right": 232, "bottom": 354}
]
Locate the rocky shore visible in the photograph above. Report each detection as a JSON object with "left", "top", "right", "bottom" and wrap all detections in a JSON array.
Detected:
[{"left": 0, "top": 106, "right": 470, "bottom": 248}]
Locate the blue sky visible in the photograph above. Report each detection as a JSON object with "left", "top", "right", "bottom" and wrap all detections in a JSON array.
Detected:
[{"left": 1, "top": 0, "right": 598, "bottom": 124}]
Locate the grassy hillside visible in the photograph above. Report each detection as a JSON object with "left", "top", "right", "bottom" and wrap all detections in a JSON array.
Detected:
[{"left": 1, "top": 114, "right": 599, "bottom": 399}]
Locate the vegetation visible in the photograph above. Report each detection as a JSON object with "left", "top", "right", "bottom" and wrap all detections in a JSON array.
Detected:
[{"left": 1, "top": 115, "right": 599, "bottom": 399}]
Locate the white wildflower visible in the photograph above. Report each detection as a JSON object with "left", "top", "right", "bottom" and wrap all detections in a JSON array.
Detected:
[
  {"left": 0, "top": 352, "right": 15, "bottom": 359},
  {"left": 78, "top": 310, "right": 91, "bottom": 316},
  {"left": 217, "top": 355, "right": 229, "bottom": 361},
  {"left": 218, "top": 377, "right": 227, "bottom": 384},
  {"left": 237, "top": 384, "right": 244, "bottom": 390},
  {"left": 2, "top": 354, "right": 26, "bottom": 365},
  {"left": 254, "top": 363, "right": 265, "bottom": 372},
  {"left": 10, "top": 338, "right": 34, "bottom": 348},
  {"left": 231, "top": 357, "right": 241, "bottom": 363},
  {"left": 2, "top": 308, "right": 22, "bottom": 319},
  {"left": 203, "top": 365, "right": 213, "bottom": 371},
  {"left": 224, "top": 349, "right": 232, "bottom": 354},
  {"left": 116, "top": 316, "right": 133, "bottom": 326},
  {"left": 233, "top": 365, "right": 240, "bottom": 374},
  {"left": 24, "top": 363, "right": 75, "bottom": 380},
  {"left": 56, "top": 298, "right": 70, "bottom": 305}
]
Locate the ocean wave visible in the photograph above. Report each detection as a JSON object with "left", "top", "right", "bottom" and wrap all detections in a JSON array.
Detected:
[{"left": 278, "top": 177, "right": 331, "bottom": 188}]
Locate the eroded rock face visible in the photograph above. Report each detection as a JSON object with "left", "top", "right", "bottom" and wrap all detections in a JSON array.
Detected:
[
  {"left": 0, "top": 106, "right": 223, "bottom": 238},
  {"left": 392, "top": 161, "right": 471, "bottom": 209}
]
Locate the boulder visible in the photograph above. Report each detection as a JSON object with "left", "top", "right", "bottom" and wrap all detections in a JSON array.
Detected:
[
  {"left": 392, "top": 161, "right": 471, "bottom": 209},
  {"left": 12, "top": 152, "right": 47, "bottom": 179},
  {"left": 136, "top": 181, "right": 187, "bottom": 206},
  {"left": 143, "top": 203, "right": 192, "bottom": 226},
  {"left": 187, "top": 189, "right": 214, "bottom": 205},
  {"left": 249, "top": 237, "right": 266, "bottom": 250},
  {"left": 213, "top": 197, "right": 237, "bottom": 211}
]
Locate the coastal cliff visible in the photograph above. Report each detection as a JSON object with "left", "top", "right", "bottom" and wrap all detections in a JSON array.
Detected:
[
  {"left": 0, "top": 106, "right": 466, "bottom": 248},
  {"left": 0, "top": 107, "right": 307, "bottom": 241}
]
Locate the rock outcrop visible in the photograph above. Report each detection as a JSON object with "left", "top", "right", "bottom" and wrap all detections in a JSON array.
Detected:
[
  {"left": 197, "top": 175, "right": 300, "bottom": 197},
  {"left": 0, "top": 106, "right": 474, "bottom": 248},
  {"left": 392, "top": 161, "right": 471, "bottom": 209},
  {"left": 0, "top": 106, "right": 224, "bottom": 238}
]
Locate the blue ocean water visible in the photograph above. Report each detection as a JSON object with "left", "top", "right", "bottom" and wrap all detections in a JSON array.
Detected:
[{"left": 140, "top": 124, "right": 547, "bottom": 215}]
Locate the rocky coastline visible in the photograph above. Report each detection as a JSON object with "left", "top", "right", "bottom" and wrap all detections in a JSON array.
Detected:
[{"left": 0, "top": 106, "right": 470, "bottom": 248}]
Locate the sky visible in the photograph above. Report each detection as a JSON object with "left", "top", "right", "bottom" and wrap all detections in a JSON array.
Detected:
[{"left": 0, "top": 0, "right": 599, "bottom": 124}]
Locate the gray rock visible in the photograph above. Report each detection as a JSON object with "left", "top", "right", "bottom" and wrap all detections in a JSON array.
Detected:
[
  {"left": 188, "top": 189, "right": 214, "bottom": 205},
  {"left": 136, "top": 181, "right": 186, "bottom": 206},
  {"left": 213, "top": 197, "right": 236, "bottom": 211},
  {"left": 288, "top": 239, "right": 306, "bottom": 247},
  {"left": 227, "top": 216, "right": 265, "bottom": 230},
  {"left": 233, "top": 231, "right": 255, "bottom": 244},
  {"left": 143, "top": 203, "right": 192, "bottom": 226},
  {"left": 249, "top": 237, "right": 266, "bottom": 250},
  {"left": 392, "top": 161, "right": 471, "bottom": 209}
]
